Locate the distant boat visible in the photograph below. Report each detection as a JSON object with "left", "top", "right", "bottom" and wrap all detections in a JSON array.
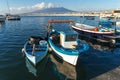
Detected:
[
  {"left": 22, "top": 36, "right": 49, "bottom": 66},
  {"left": 47, "top": 20, "right": 89, "bottom": 66},
  {"left": 71, "top": 23, "right": 116, "bottom": 44},
  {"left": 85, "top": 16, "right": 95, "bottom": 20},
  {"left": 6, "top": 14, "right": 21, "bottom": 20},
  {"left": 6, "top": 0, "right": 21, "bottom": 20},
  {"left": 0, "top": 15, "right": 5, "bottom": 22},
  {"left": 100, "top": 16, "right": 120, "bottom": 26}
]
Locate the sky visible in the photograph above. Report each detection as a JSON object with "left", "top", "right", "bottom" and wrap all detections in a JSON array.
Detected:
[{"left": 0, "top": 0, "right": 120, "bottom": 14}]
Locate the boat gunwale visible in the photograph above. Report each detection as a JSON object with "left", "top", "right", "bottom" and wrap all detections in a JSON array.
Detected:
[
  {"left": 24, "top": 41, "right": 48, "bottom": 56},
  {"left": 48, "top": 38, "right": 79, "bottom": 56},
  {"left": 72, "top": 25, "right": 114, "bottom": 34}
]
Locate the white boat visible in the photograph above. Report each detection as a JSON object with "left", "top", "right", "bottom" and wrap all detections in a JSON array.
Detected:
[
  {"left": 6, "top": 14, "right": 21, "bottom": 20},
  {"left": 47, "top": 20, "right": 89, "bottom": 66},
  {"left": 6, "top": 0, "right": 21, "bottom": 21},
  {"left": 0, "top": 15, "right": 5, "bottom": 22},
  {"left": 72, "top": 23, "right": 115, "bottom": 40},
  {"left": 22, "top": 36, "right": 49, "bottom": 66}
]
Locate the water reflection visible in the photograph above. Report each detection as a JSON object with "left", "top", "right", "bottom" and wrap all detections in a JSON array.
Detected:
[
  {"left": 0, "top": 22, "right": 5, "bottom": 27},
  {"left": 25, "top": 54, "right": 67, "bottom": 80},
  {"left": 0, "top": 22, "right": 6, "bottom": 34},
  {"left": 50, "top": 51, "right": 87, "bottom": 80},
  {"left": 76, "top": 55, "right": 87, "bottom": 80},
  {"left": 80, "top": 46, "right": 120, "bottom": 80},
  {"left": 0, "top": 16, "right": 120, "bottom": 80}
]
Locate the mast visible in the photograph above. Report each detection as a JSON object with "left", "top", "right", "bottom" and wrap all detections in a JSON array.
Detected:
[
  {"left": 98, "top": 13, "right": 101, "bottom": 27},
  {"left": 6, "top": 0, "right": 10, "bottom": 14},
  {"left": 82, "top": 13, "right": 85, "bottom": 24},
  {"left": 114, "top": 15, "right": 117, "bottom": 35},
  {"left": 112, "top": 10, "right": 117, "bottom": 35}
]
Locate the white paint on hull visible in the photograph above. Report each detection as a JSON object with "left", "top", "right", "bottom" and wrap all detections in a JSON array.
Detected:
[{"left": 50, "top": 42, "right": 78, "bottom": 66}]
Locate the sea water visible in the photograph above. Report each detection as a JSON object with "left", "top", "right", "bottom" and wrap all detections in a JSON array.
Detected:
[{"left": 0, "top": 16, "right": 120, "bottom": 80}]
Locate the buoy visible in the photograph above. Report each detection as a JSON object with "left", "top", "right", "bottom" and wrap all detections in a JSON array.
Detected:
[{"left": 94, "top": 27, "right": 98, "bottom": 31}]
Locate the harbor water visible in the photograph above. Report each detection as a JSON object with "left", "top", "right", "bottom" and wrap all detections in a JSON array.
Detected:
[{"left": 0, "top": 16, "right": 120, "bottom": 80}]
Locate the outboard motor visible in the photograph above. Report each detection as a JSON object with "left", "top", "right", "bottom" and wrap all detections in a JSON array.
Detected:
[{"left": 29, "top": 36, "right": 43, "bottom": 44}]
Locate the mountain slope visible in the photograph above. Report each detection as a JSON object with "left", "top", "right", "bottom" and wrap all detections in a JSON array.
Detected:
[{"left": 31, "top": 7, "right": 75, "bottom": 13}]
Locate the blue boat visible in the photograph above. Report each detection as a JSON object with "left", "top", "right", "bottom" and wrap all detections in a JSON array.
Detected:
[
  {"left": 22, "top": 36, "right": 49, "bottom": 66},
  {"left": 47, "top": 20, "right": 89, "bottom": 66},
  {"left": 99, "top": 21, "right": 114, "bottom": 26}
]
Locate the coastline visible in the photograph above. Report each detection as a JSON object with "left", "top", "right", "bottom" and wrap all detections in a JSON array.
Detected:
[{"left": 20, "top": 12, "right": 120, "bottom": 18}]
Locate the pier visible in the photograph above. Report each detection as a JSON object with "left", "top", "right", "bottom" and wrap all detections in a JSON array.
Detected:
[{"left": 21, "top": 11, "right": 120, "bottom": 18}]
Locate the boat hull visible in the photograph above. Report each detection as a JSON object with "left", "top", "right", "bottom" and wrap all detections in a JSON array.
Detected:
[
  {"left": 23, "top": 41, "right": 48, "bottom": 66},
  {"left": 71, "top": 25, "right": 114, "bottom": 41},
  {"left": 6, "top": 17, "right": 21, "bottom": 20},
  {"left": 25, "top": 54, "right": 49, "bottom": 76},
  {"left": 48, "top": 38, "right": 79, "bottom": 66},
  {"left": 24, "top": 51, "right": 48, "bottom": 65}
]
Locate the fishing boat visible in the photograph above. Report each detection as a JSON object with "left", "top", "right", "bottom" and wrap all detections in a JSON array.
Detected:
[
  {"left": 47, "top": 20, "right": 89, "bottom": 66},
  {"left": 71, "top": 23, "right": 116, "bottom": 43},
  {"left": 22, "top": 36, "right": 49, "bottom": 66}
]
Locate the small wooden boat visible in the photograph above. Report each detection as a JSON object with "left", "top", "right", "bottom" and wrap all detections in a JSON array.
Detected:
[
  {"left": 22, "top": 36, "right": 49, "bottom": 66},
  {"left": 47, "top": 20, "right": 89, "bottom": 66},
  {"left": 71, "top": 23, "right": 115, "bottom": 43}
]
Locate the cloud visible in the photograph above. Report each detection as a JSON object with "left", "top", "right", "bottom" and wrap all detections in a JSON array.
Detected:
[
  {"left": 47, "top": 3, "right": 56, "bottom": 8},
  {"left": 31, "top": 2, "right": 46, "bottom": 10},
  {"left": 0, "top": 8, "right": 5, "bottom": 15},
  {"left": 9, "top": 2, "right": 58, "bottom": 14}
]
